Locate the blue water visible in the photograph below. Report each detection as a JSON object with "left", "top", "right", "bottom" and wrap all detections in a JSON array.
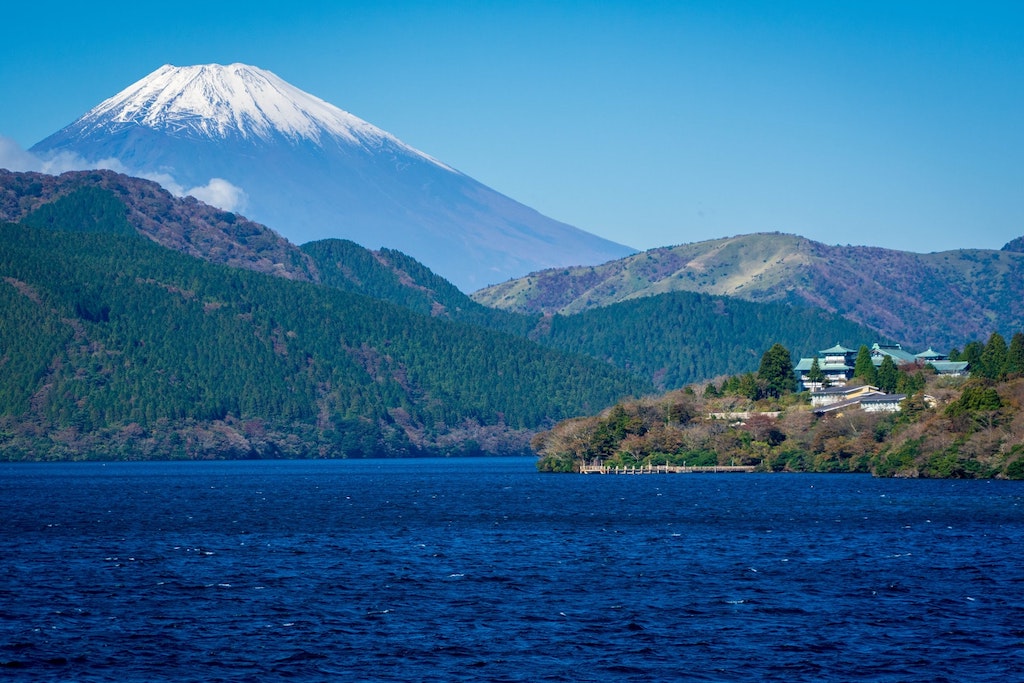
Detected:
[{"left": 1, "top": 458, "right": 1022, "bottom": 682}]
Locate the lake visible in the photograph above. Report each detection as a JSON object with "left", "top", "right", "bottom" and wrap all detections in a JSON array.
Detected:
[{"left": 1, "top": 458, "right": 1022, "bottom": 681}]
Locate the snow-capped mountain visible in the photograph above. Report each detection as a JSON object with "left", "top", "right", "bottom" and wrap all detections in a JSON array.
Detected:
[{"left": 31, "top": 63, "right": 634, "bottom": 290}]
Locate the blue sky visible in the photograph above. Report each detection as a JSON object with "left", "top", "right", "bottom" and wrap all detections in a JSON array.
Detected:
[{"left": 1, "top": 1, "right": 1021, "bottom": 253}]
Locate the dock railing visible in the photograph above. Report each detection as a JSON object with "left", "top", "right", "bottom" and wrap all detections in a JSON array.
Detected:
[{"left": 578, "top": 463, "right": 756, "bottom": 474}]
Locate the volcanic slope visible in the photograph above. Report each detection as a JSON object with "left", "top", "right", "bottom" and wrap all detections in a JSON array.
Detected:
[{"left": 30, "top": 63, "right": 634, "bottom": 291}]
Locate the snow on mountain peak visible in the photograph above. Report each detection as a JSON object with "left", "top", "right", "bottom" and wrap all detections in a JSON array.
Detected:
[
  {"left": 76, "top": 63, "right": 451, "bottom": 169},
  {"left": 28, "top": 62, "right": 635, "bottom": 291}
]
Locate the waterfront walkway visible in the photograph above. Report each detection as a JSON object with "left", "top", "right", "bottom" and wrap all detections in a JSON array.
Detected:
[{"left": 579, "top": 464, "right": 756, "bottom": 475}]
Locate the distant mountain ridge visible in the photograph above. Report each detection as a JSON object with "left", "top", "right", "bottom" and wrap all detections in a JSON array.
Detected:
[
  {"left": 0, "top": 168, "right": 536, "bottom": 340},
  {"left": 472, "top": 232, "right": 1024, "bottom": 349},
  {"left": 30, "top": 63, "right": 634, "bottom": 290}
]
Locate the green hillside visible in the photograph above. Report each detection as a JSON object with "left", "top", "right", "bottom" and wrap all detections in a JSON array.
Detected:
[
  {"left": 0, "top": 171, "right": 959, "bottom": 465},
  {"left": 0, "top": 195, "right": 646, "bottom": 460},
  {"left": 532, "top": 291, "right": 878, "bottom": 390},
  {"left": 303, "top": 236, "right": 877, "bottom": 390},
  {"left": 0, "top": 168, "right": 317, "bottom": 282},
  {"left": 301, "top": 238, "right": 533, "bottom": 336}
]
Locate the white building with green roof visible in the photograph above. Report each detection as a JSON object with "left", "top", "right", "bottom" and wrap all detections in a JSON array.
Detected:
[
  {"left": 795, "top": 343, "right": 857, "bottom": 392},
  {"left": 915, "top": 347, "right": 946, "bottom": 362},
  {"left": 796, "top": 342, "right": 969, "bottom": 391}
]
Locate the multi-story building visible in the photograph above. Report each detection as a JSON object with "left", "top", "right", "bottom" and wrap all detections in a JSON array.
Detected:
[{"left": 795, "top": 342, "right": 968, "bottom": 392}]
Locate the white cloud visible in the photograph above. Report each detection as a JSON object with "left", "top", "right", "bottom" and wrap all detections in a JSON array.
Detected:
[
  {"left": 0, "top": 136, "right": 45, "bottom": 171},
  {"left": 185, "top": 178, "right": 248, "bottom": 213},
  {"left": 0, "top": 136, "right": 247, "bottom": 213},
  {"left": 0, "top": 137, "right": 133, "bottom": 176},
  {"left": 134, "top": 170, "right": 186, "bottom": 196}
]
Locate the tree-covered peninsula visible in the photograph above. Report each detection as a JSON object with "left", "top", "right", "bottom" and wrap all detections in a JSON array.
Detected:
[{"left": 533, "top": 338, "right": 1024, "bottom": 479}]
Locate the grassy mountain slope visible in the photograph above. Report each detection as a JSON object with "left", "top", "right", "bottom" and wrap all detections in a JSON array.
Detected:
[
  {"left": 471, "top": 233, "right": 816, "bottom": 313},
  {"left": 472, "top": 232, "right": 1024, "bottom": 350},
  {"left": 0, "top": 208, "right": 646, "bottom": 460}
]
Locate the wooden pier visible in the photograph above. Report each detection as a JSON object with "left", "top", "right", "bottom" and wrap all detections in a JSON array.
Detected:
[{"left": 578, "top": 464, "right": 756, "bottom": 475}]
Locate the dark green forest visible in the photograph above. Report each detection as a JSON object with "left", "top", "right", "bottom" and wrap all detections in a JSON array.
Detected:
[
  {"left": 0, "top": 189, "right": 645, "bottom": 460},
  {"left": 302, "top": 238, "right": 534, "bottom": 336},
  {"left": 302, "top": 238, "right": 880, "bottom": 390},
  {"left": 532, "top": 292, "right": 877, "bottom": 390}
]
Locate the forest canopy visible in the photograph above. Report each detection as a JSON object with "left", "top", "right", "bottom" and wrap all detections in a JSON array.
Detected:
[{"left": 0, "top": 205, "right": 645, "bottom": 460}]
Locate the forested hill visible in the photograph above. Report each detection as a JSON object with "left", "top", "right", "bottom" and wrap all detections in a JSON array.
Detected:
[
  {"left": 0, "top": 214, "right": 647, "bottom": 460},
  {"left": 1, "top": 171, "right": 902, "bottom": 412},
  {"left": 533, "top": 339, "right": 1024, "bottom": 480},
  {"left": 471, "top": 232, "right": 1024, "bottom": 350},
  {"left": 301, "top": 238, "right": 534, "bottom": 337},
  {"left": 0, "top": 169, "right": 317, "bottom": 282},
  {"left": 1003, "top": 235, "right": 1024, "bottom": 253},
  {"left": 301, "top": 238, "right": 880, "bottom": 390},
  {"left": 530, "top": 292, "right": 877, "bottom": 391},
  {"left": 1, "top": 170, "right": 504, "bottom": 328}
]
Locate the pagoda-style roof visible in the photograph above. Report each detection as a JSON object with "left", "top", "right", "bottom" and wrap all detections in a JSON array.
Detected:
[
  {"left": 915, "top": 347, "right": 946, "bottom": 361},
  {"left": 820, "top": 343, "right": 855, "bottom": 355},
  {"left": 795, "top": 358, "right": 852, "bottom": 372}
]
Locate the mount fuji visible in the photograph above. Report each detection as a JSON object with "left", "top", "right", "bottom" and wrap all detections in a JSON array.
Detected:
[{"left": 30, "top": 63, "right": 635, "bottom": 291}]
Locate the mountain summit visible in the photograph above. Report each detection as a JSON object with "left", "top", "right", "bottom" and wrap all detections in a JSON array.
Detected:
[
  {"left": 55, "top": 64, "right": 446, "bottom": 159},
  {"left": 32, "top": 63, "right": 634, "bottom": 290}
]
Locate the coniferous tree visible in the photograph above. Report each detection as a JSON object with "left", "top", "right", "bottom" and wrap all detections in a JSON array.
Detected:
[
  {"left": 1006, "top": 332, "right": 1024, "bottom": 377},
  {"left": 896, "top": 370, "right": 926, "bottom": 396},
  {"left": 961, "top": 341, "right": 985, "bottom": 376},
  {"left": 737, "top": 372, "right": 762, "bottom": 401},
  {"left": 757, "top": 343, "right": 795, "bottom": 398},
  {"left": 980, "top": 332, "right": 1008, "bottom": 380},
  {"left": 945, "top": 381, "right": 1002, "bottom": 417},
  {"left": 877, "top": 356, "right": 900, "bottom": 393},
  {"left": 853, "top": 345, "right": 878, "bottom": 385},
  {"left": 806, "top": 356, "right": 825, "bottom": 389}
]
